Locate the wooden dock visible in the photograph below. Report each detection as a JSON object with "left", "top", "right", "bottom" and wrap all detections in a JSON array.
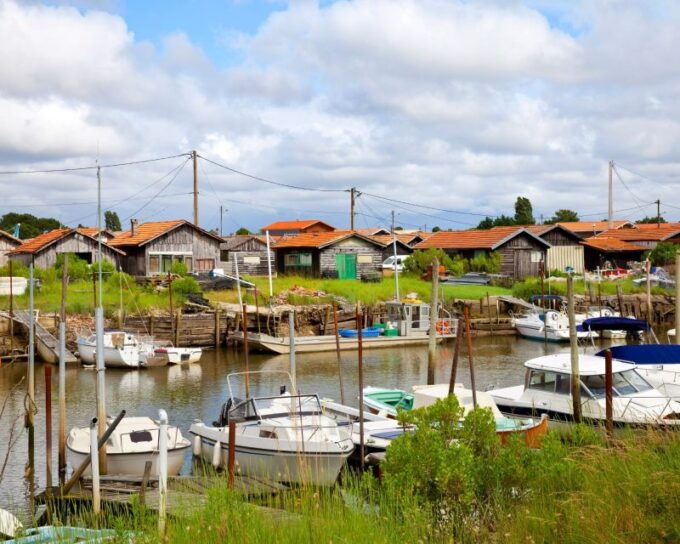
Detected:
[{"left": 0, "top": 310, "right": 77, "bottom": 363}]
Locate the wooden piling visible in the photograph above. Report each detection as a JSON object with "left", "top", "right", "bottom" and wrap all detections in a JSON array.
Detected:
[
  {"left": 604, "top": 350, "right": 613, "bottom": 436},
  {"left": 58, "top": 255, "right": 68, "bottom": 484},
  {"left": 45, "top": 365, "right": 53, "bottom": 490},
  {"left": 540, "top": 260, "right": 547, "bottom": 346},
  {"left": 427, "top": 257, "right": 439, "bottom": 385},
  {"left": 448, "top": 319, "right": 464, "bottom": 395},
  {"left": 242, "top": 304, "right": 250, "bottom": 397},
  {"left": 175, "top": 310, "right": 181, "bottom": 347},
  {"left": 486, "top": 291, "right": 493, "bottom": 337},
  {"left": 567, "top": 275, "right": 582, "bottom": 423},
  {"left": 645, "top": 259, "right": 652, "bottom": 325},
  {"left": 27, "top": 263, "right": 35, "bottom": 481},
  {"left": 676, "top": 251, "right": 680, "bottom": 345},
  {"left": 332, "top": 302, "right": 345, "bottom": 404},
  {"left": 214, "top": 310, "right": 220, "bottom": 348},
  {"left": 8, "top": 259, "right": 13, "bottom": 361},
  {"left": 616, "top": 284, "right": 624, "bottom": 315},
  {"left": 228, "top": 419, "right": 236, "bottom": 489},
  {"left": 357, "top": 308, "right": 365, "bottom": 470},
  {"left": 168, "top": 272, "right": 174, "bottom": 342},
  {"left": 463, "top": 307, "right": 477, "bottom": 409}
]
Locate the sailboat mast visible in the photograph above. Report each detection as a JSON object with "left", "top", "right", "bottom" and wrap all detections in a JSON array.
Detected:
[{"left": 95, "top": 165, "right": 107, "bottom": 473}]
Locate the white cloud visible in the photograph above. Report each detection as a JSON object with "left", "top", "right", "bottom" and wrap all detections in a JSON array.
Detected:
[{"left": 0, "top": 0, "right": 679, "bottom": 231}]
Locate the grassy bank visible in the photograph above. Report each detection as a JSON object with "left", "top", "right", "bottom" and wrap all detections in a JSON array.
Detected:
[
  {"left": 207, "top": 275, "right": 511, "bottom": 306},
  {"left": 511, "top": 276, "right": 670, "bottom": 300},
  {"left": 53, "top": 400, "right": 680, "bottom": 544}
]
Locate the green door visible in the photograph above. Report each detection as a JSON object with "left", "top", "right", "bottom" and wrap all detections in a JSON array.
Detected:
[{"left": 336, "top": 253, "right": 357, "bottom": 279}]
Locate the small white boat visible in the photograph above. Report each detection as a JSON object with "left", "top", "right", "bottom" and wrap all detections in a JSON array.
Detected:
[
  {"left": 490, "top": 353, "right": 680, "bottom": 428},
  {"left": 190, "top": 372, "right": 354, "bottom": 486},
  {"left": 155, "top": 346, "right": 202, "bottom": 364},
  {"left": 67, "top": 415, "right": 190, "bottom": 476},
  {"left": 512, "top": 310, "right": 591, "bottom": 342},
  {"left": 77, "top": 331, "right": 156, "bottom": 368}
]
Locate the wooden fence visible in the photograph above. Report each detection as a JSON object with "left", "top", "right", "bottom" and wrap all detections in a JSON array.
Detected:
[{"left": 124, "top": 312, "right": 229, "bottom": 347}]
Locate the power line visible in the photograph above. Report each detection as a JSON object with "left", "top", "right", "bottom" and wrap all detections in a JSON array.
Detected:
[
  {"left": 362, "top": 193, "right": 476, "bottom": 226},
  {"left": 198, "top": 154, "right": 348, "bottom": 193},
  {"left": 360, "top": 191, "right": 495, "bottom": 218},
  {"left": 0, "top": 152, "right": 191, "bottom": 175},
  {"left": 578, "top": 202, "right": 656, "bottom": 218},
  {"left": 612, "top": 164, "right": 653, "bottom": 208}
]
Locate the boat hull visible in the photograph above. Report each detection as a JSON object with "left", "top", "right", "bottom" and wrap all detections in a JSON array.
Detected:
[
  {"left": 231, "top": 331, "right": 449, "bottom": 354},
  {"left": 67, "top": 445, "right": 189, "bottom": 477}
]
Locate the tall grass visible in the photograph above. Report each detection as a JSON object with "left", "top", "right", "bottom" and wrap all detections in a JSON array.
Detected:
[{"left": 207, "top": 275, "right": 510, "bottom": 306}]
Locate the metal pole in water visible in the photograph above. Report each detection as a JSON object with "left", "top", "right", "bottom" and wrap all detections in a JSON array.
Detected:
[
  {"left": 427, "top": 257, "right": 439, "bottom": 385},
  {"left": 463, "top": 307, "right": 477, "bottom": 409},
  {"left": 391, "top": 210, "right": 399, "bottom": 301},
  {"left": 645, "top": 258, "right": 652, "bottom": 326},
  {"left": 242, "top": 303, "right": 250, "bottom": 398},
  {"left": 27, "top": 262, "right": 35, "bottom": 479},
  {"left": 8, "top": 259, "right": 13, "bottom": 359},
  {"left": 332, "top": 301, "right": 345, "bottom": 404},
  {"left": 89, "top": 418, "right": 100, "bottom": 514},
  {"left": 540, "top": 260, "right": 547, "bottom": 347},
  {"left": 357, "top": 308, "right": 365, "bottom": 470},
  {"left": 45, "top": 365, "right": 53, "bottom": 490},
  {"left": 265, "top": 231, "right": 273, "bottom": 302},
  {"left": 58, "top": 254, "right": 68, "bottom": 484},
  {"left": 604, "top": 350, "right": 613, "bottom": 436},
  {"left": 289, "top": 310, "right": 296, "bottom": 394},
  {"left": 567, "top": 274, "right": 582, "bottom": 423},
  {"left": 676, "top": 251, "right": 680, "bottom": 345},
  {"left": 158, "top": 409, "right": 168, "bottom": 536},
  {"left": 95, "top": 165, "right": 107, "bottom": 474}
]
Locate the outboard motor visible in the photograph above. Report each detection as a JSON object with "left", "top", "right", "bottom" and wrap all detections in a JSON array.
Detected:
[{"left": 213, "top": 397, "right": 242, "bottom": 427}]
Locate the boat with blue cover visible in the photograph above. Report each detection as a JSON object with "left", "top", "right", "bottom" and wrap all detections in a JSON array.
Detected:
[{"left": 339, "top": 327, "right": 381, "bottom": 338}]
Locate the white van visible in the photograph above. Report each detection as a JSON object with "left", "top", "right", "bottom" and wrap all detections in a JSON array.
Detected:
[{"left": 382, "top": 255, "right": 409, "bottom": 272}]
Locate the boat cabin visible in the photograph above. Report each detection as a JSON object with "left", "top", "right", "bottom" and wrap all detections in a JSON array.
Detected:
[{"left": 385, "top": 301, "right": 431, "bottom": 336}]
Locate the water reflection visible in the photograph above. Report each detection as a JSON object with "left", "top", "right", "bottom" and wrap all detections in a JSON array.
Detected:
[{"left": 0, "top": 335, "right": 579, "bottom": 511}]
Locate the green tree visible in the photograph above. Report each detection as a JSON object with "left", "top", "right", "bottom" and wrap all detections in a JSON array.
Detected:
[
  {"left": 104, "top": 210, "right": 122, "bottom": 231},
  {"left": 636, "top": 216, "right": 667, "bottom": 224},
  {"left": 235, "top": 227, "right": 251, "bottom": 235},
  {"left": 476, "top": 214, "right": 516, "bottom": 230},
  {"left": 514, "top": 196, "right": 535, "bottom": 225},
  {"left": 0, "top": 212, "right": 61, "bottom": 239},
  {"left": 545, "top": 209, "right": 579, "bottom": 224},
  {"left": 647, "top": 242, "right": 678, "bottom": 266},
  {"left": 431, "top": 226, "right": 441, "bottom": 232}
]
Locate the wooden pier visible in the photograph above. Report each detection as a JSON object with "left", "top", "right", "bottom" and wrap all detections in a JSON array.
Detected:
[{"left": 0, "top": 309, "right": 77, "bottom": 363}]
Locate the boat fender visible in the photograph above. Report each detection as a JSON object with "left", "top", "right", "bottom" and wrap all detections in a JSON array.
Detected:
[
  {"left": 192, "top": 435, "right": 202, "bottom": 457},
  {"left": 212, "top": 440, "right": 221, "bottom": 468}
]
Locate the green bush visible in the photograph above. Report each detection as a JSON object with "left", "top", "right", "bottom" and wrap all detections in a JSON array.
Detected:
[
  {"left": 0, "top": 260, "right": 29, "bottom": 278},
  {"left": 468, "top": 251, "right": 501, "bottom": 273},
  {"left": 404, "top": 249, "right": 466, "bottom": 277},
  {"left": 55, "top": 253, "right": 90, "bottom": 281},
  {"left": 170, "top": 260, "right": 189, "bottom": 277},
  {"left": 171, "top": 276, "right": 201, "bottom": 296},
  {"left": 646, "top": 241, "right": 678, "bottom": 266}
]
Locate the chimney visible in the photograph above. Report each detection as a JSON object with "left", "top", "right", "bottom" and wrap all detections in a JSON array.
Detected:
[{"left": 130, "top": 218, "right": 138, "bottom": 237}]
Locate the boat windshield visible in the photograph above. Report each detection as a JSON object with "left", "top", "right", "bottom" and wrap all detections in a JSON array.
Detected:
[
  {"left": 580, "top": 370, "right": 653, "bottom": 398},
  {"left": 229, "top": 394, "right": 323, "bottom": 422}
]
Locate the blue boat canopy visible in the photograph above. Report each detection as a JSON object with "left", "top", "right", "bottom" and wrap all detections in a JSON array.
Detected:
[
  {"left": 597, "top": 344, "right": 680, "bottom": 365},
  {"left": 581, "top": 317, "right": 650, "bottom": 332}
]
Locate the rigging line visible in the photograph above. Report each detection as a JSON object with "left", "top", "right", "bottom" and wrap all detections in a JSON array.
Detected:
[
  {"left": 363, "top": 193, "right": 475, "bottom": 227},
  {"left": 122, "top": 157, "right": 191, "bottom": 221},
  {"left": 360, "top": 191, "right": 497, "bottom": 218},
  {"left": 0, "top": 152, "right": 191, "bottom": 175},
  {"left": 198, "top": 154, "right": 348, "bottom": 193},
  {"left": 613, "top": 165, "right": 653, "bottom": 208}
]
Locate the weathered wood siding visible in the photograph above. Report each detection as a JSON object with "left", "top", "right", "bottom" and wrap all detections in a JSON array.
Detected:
[
  {"left": 496, "top": 234, "right": 547, "bottom": 279},
  {"left": 13, "top": 232, "right": 121, "bottom": 269},
  {"left": 228, "top": 251, "right": 275, "bottom": 276},
  {"left": 380, "top": 242, "right": 412, "bottom": 261},
  {"left": 547, "top": 245, "right": 584, "bottom": 274},
  {"left": 0, "top": 236, "right": 20, "bottom": 266},
  {"left": 540, "top": 228, "right": 581, "bottom": 247},
  {"left": 319, "top": 238, "right": 383, "bottom": 279}
]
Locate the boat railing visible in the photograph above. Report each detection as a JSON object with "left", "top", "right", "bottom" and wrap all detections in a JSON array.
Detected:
[{"left": 580, "top": 395, "right": 680, "bottom": 421}]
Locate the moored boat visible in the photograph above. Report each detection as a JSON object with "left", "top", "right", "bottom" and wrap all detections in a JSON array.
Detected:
[
  {"left": 512, "top": 310, "right": 590, "bottom": 342},
  {"left": 77, "top": 330, "right": 156, "bottom": 368},
  {"left": 155, "top": 346, "right": 202, "bottom": 364}
]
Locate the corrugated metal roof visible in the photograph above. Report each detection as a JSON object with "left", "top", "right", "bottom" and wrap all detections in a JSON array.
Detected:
[
  {"left": 273, "top": 230, "right": 384, "bottom": 249},
  {"left": 581, "top": 237, "right": 646, "bottom": 252},
  {"left": 415, "top": 226, "right": 549, "bottom": 250},
  {"left": 260, "top": 219, "right": 335, "bottom": 232}
]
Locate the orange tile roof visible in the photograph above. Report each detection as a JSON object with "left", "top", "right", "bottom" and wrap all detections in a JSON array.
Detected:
[
  {"left": 594, "top": 225, "right": 680, "bottom": 242},
  {"left": 581, "top": 237, "right": 646, "bottom": 252},
  {"left": 556, "top": 220, "right": 632, "bottom": 233},
  {"left": 12, "top": 228, "right": 71, "bottom": 254},
  {"left": 260, "top": 219, "right": 335, "bottom": 232},
  {"left": 370, "top": 234, "right": 419, "bottom": 246},
  {"left": 273, "top": 230, "right": 383, "bottom": 249},
  {"left": 631, "top": 222, "right": 680, "bottom": 230},
  {"left": 109, "top": 220, "right": 184, "bottom": 247},
  {"left": 415, "top": 226, "right": 548, "bottom": 250}
]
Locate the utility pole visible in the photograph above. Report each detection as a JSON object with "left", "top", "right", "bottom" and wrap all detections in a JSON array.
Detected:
[
  {"left": 350, "top": 188, "right": 356, "bottom": 230},
  {"left": 607, "top": 160, "right": 613, "bottom": 230},
  {"left": 656, "top": 199, "right": 661, "bottom": 228},
  {"left": 192, "top": 150, "right": 199, "bottom": 227}
]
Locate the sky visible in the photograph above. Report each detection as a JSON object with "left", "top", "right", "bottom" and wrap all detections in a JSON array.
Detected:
[{"left": 1, "top": 0, "right": 680, "bottom": 234}]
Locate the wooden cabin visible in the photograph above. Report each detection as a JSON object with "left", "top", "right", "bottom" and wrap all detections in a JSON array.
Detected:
[
  {"left": 415, "top": 226, "right": 550, "bottom": 279},
  {"left": 260, "top": 219, "right": 335, "bottom": 237},
  {"left": 108, "top": 220, "right": 223, "bottom": 276},
  {"left": 0, "top": 229, "right": 22, "bottom": 266},
  {"left": 273, "top": 231, "right": 385, "bottom": 279},
  {"left": 220, "top": 234, "right": 276, "bottom": 276},
  {"left": 527, "top": 224, "right": 584, "bottom": 274},
  {"left": 556, "top": 220, "right": 633, "bottom": 237},
  {"left": 581, "top": 237, "right": 647, "bottom": 270},
  {"left": 369, "top": 235, "right": 415, "bottom": 261},
  {"left": 9, "top": 228, "right": 124, "bottom": 268}
]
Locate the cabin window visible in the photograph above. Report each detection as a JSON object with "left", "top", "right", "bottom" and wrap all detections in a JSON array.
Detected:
[
  {"left": 259, "top": 430, "right": 278, "bottom": 439},
  {"left": 196, "top": 258, "right": 215, "bottom": 271},
  {"left": 616, "top": 370, "right": 653, "bottom": 395},
  {"left": 185, "top": 256, "right": 192, "bottom": 271},
  {"left": 284, "top": 253, "right": 312, "bottom": 267},
  {"left": 531, "top": 251, "right": 543, "bottom": 263},
  {"left": 130, "top": 430, "right": 154, "bottom": 443},
  {"left": 220, "top": 250, "right": 230, "bottom": 261},
  {"left": 581, "top": 375, "right": 606, "bottom": 398},
  {"left": 149, "top": 255, "right": 160, "bottom": 275},
  {"left": 528, "top": 370, "right": 557, "bottom": 392}
]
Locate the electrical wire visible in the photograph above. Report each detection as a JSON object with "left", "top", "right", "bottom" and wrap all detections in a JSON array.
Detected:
[
  {"left": 362, "top": 192, "right": 476, "bottom": 227},
  {"left": 578, "top": 202, "right": 656, "bottom": 218},
  {"left": 198, "top": 154, "right": 348, "bottom": 193},
  {"left": 0, "top": 152, "right": 191, "bottom": 175},
  {"left": 360, "top": 191, "right": 496, "bottom": 218},
  {"left": 612, "top": 165, "right": 653, "bottom": 208}
]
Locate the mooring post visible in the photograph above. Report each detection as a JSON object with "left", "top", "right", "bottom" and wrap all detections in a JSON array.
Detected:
[
  {"left": 8, "top": 259, "right": 13, "bottom": 361},
  {"left": 90, "top": 418, "right": 101, "bottom": 514},
  {"left": 289, "top": 310, "right": 297, "bottom": 393},
  {"left": 44, "top": 365, "right": 53, "bottom": 491},
  {"left": 227, "top": 419, "right": 236, "bottom": 489},
  {"left": 448, "top": 319, "right": 464, "bottom": 395},
  {"left": 158, "top": 409, "right": 168, "bottom": 536},
  {"left": 58, "top": 254, "right": 68, "bottom": 484},
  {"left": 95, "top": 304, "right": 107, "bottom": 474},
  {"left": 242, "top": 303, "right": 250, "bottom": 397},
  {"left": 168, "top": 272, "right": 174, "bottom": 342},
  {"left": 357, "top": 308, "right": 365, "bottom": 470},
  {"left": 540, "top": 260, "right": 547, "bottom": 347},
  {"left": 676, "top": 250, "right": 680, "bottom": 345},
  {"left": 254, "top": 287, "right": 261, "bottom": 334},
  {"left": 214, "top": 309, "right": 220, "bottom": 348},
  {"left": 427, "top": 257, "right": 439, "bottom": 385},
  {"left": 332, "top": 301, "right": 345, "bottom": 404},
  {"left": 567, "top": 275, "right": 582, "bottom": 423},
  {"left": 27, "top": 263, "right": 35, "bottom": 480},
  {"left": 645, "top": 258, "right": 652, "bottom": 325},
  {"left": 486, "top": 291, "right": 493, "bottom": 337},
  {"left": 616, "top": 284, "right": 624, "bottom": 317},
  {"left": 463, "top": 307, "right": 477, "bottom": 409},
  {"left": 604, "top": 350, "right": 613, "bottom": 436}
]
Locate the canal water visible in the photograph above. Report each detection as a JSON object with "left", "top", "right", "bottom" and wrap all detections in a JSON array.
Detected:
[{"left": 0, "top": 335, "right": 580, "bottom": 512}]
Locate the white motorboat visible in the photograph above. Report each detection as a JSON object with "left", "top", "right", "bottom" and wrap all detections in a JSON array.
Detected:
[
  {"left": 512, "top": 310, "right": 591, "bottom": 342},
  {"left": 77, "top": 330, "right": 156, "bottom": 368},
  {"left": 155, "top": 346, "right": 202, "bottom": 364},
  {"left": 490, "top": 353, "right": 680, "bottom": 428},
  {"left": 190, "top": 372, "right": 354, "bottom": 486},
  {"left": 67, "top": 415, "right": 191, "bottom": 476}
]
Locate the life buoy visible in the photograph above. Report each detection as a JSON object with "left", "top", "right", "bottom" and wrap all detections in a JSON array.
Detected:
[{"left": 436, "top": 319, "right": 451, "bottom": 335}]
